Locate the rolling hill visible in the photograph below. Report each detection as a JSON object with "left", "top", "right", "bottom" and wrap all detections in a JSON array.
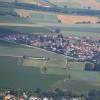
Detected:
[
  {"left": 0, "top": 0, "right": 100, "bottom": 9},
  {"left": 18, "top": 0, "right": 100, "bottom": 9}
]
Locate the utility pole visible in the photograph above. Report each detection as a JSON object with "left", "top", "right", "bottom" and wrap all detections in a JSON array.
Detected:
[
  {"left": 64, "top": 58, "right": 71, "bottom": 82},
  {"left": 17, "top": 88, "right": 20, "bottom": 100}
]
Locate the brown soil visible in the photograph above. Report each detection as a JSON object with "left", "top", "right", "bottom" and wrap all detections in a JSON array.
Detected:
[{"left": 57, "top": 14, "right": 100, "bottom": 24}]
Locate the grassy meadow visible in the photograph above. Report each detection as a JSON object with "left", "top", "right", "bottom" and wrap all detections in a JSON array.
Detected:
[
  {"left": 0, "top": 40, "right": 100, "bottom": 94},
  {"left": 0, "top": 24, "right": 100, "bottom": 37}
]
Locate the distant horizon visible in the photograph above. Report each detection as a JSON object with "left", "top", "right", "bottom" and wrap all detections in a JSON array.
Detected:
[{"left": 0, "top": 0, "right": 100, "bottom": 10}]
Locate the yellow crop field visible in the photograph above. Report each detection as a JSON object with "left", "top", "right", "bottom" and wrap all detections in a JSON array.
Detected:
[{"left": 57, "top": 14, "right": 100, "bottom": 24}]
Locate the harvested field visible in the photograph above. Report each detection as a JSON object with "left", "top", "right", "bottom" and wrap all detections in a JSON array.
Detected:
[
  {"left": 15, "top": 9, "right": 33, "bottom": 17},
  {"left": 23, "top": 59, "right": 67, "bottom": 68},
  {"left": 13, "top": 9, "right": 100, "bottom": 24},
  {"left": 57, "top": 14, "right": 100, "bottom": 24},
  {"left": 23, "top": 59, "right": 43, "bottom": 67},
  {"left": 15, "top": 9, "right": 58, "bottom": 23},
  {"left": 23, "top": 59, "right": 85, "bottom": 71}
]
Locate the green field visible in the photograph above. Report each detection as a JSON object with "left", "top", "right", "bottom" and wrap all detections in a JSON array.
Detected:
[
  {"left": 0, "top": 7, "right": 15, "bottom": 14},
  {"left": 47, "top": 0, "right": 81, "bottom": 8},
  {"left": 0, "top": 26, "right": 53, "bottom": 34},
  {"left": 0, "top": 7, "right": 58, "bottom": 24},
  {"left": 0, "top": 40, "right": 100, "bottom": 94},
  {"left": 0, "top": 7, "right": 32, "bottom": 24},
  {"left": 0, "top": 16, "right": 31, "bottom": 24},
  {"left": 30, "top": 12, "right": 58, "bottom": 23},
  {"left": 0, "top": 24, "right": 100, "bottom": 37},
  {"left": 96, "top": 0, "right": 100, "bottom": 2},
  {"left": 0, "top": 0, "right": 14, "bottom": 2}
]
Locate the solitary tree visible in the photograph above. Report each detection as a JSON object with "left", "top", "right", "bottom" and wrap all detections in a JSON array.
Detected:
[{"left": 55, "top": 28, "right": 61, "bottom": 34}]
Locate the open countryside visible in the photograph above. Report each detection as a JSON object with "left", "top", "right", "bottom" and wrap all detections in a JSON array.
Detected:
[{"left": 0, "top": 0, "right": 100, "bottom": 100}]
